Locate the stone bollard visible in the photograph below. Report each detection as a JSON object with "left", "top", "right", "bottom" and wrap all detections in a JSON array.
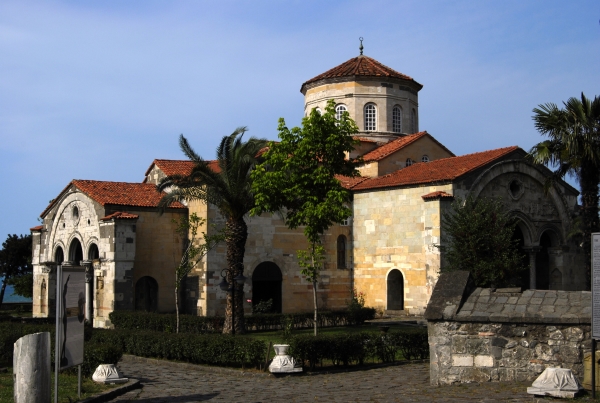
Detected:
[{"left": 13, "top": 332, "right": 51, "bottom": 403}]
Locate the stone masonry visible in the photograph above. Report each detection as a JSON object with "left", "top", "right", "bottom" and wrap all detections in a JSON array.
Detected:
[{"left": 425, "top": 271, "right": 591, "bottom": 386}]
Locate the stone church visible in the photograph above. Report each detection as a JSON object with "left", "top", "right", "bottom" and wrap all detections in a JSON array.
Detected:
[{"left": 30, "top": 52, "right": 584, "bottom": 328}]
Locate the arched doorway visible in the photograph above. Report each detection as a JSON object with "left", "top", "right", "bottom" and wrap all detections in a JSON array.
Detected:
[
  {"left": 535, "top": 232, "right": 553, "bottom": 290},
  {"left": 387, "top": 269, "right": 404, "bottom": 310},
  {"left": 88, "top": 244, "right": 99, "bottom": 260},
  {"left": 135, "top": 276, "right": 158, "bottom": 312},
  {"left": 252, "top": 262, "right": 282, "bottom": 313},
  {"left": 55, "top": 247, "right": 64, "bottom": 264},
  {"left": 512, "top": 225, "right": 529, "bottom": 289},
  {"left": 69, "top": 238, "right": 83, "bottom": 264},
  {"left": 337, "top": 235, "right": 347, "bottom": 269}
]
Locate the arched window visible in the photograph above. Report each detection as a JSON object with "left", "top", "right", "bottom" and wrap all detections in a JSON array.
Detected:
[
  {"left": 69, "top": 238, "right": 83, "bottom": 263},
  {"left": 252, "top": 262, "right": 283, "bottom": 313},
  {"left": 55, "top": 246, "right": 64, "bottom": 264},
  {"left": 411, "top": 109, "right": 417, "bottom": 133},
  {"left": 335, "top": 104, "right": 347, "bottom": 120},
  {"left": 406, "top": 158, "right": 413, "bottom": 167},
  {"left": 421, "top": 155, "right": 429, "bottom": 163},
  {"left": 337, "top": 235, "right": 347, "bottom": 269},
  {"left": 88, "top": 244, "right": 99, "bottom": 260},
  {"left": 364, "top": 104, "right": 377, "bottom": 131},
  {"left": 387, "top": 269, "right": 404, "bottom": 310},
  {"left": 392, "top": 106, "right": 402, "bottom": 133}
]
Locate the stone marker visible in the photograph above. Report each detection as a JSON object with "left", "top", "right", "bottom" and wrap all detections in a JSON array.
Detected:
[
  {"left": 527, "top": 367, "right": 583, "bottom": 398},
  {"left": 13, "top": 332, "right": 51, "bottom": 403},
  {"left": 92, "top": 364, "right": 129, "bottom": 384},
  {"left": 269, "top": 344, "right": 302, "bottom": 374}
]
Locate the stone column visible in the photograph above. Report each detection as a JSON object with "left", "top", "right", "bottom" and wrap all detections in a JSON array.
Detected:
[
  {"left": 524, "top": 247, "right": 540, "bottom": 290},
  {"left": 81, "top": 260, "right": 93, "bottom": 322},
  {"left": 13, "top": 332, "right": 51, "bottom": 403}
]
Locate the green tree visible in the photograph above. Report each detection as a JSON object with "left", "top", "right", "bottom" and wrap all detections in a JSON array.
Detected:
[
  {"left": 158, "top": 128, "right": 267, "bottom": 334},
  {"left": 0, "top": 234, "right": 33, "bottom": 307},
  {"left": 528, "top": 93, "right": 600, "bottom": 290},
  {"left": 439, "top": 196, "right": 526, "bottom": 288},
  {"left": 173, "top": 213, "right": 223, "bottom": 333},
  {"left": 251, "top": 100, "right": 361, "bottom": 335}
]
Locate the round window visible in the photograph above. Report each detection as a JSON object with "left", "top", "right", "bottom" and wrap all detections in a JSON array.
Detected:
[{"left": 508, "top": 179, "right": 524, "bottom": 200}]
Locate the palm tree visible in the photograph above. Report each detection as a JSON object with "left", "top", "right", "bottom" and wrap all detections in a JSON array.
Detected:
[
  {"left": 529, "top": 93, "right": 600, "bottom": 290},
  {"left": 158, "top": 128, "right": 267, "bottom": 334}
]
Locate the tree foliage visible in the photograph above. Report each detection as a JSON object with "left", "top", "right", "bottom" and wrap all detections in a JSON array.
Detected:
[
  {"left": 157, "top": 128, "right": 267, "bottom": 334},
  {"left": 0, "top": 234, "right": 33, "bottom": 306},
  {"left": 251, "top": 100, "right": 361, "bottom": 335},
  {"left": 528, "top": 93, "right": 600, "bottom": 290},
  {"left": 439, "top": 196, "right": 526, "bottom": 288}
]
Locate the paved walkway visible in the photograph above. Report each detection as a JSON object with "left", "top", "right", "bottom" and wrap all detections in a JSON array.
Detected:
[{"left": 107, "top": 356, "right": 564, "bottom": 402}]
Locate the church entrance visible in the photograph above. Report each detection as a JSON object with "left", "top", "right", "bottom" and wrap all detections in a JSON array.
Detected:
[
  {"left": 387, "top": 269, "right": 404, "bottom": 310},
  {"left": 68, "top": 238, "right": 83, "bottom": 264},
  {"left": 252, "top": 262, "right": 282, "bottom": 313},
  {"left": 535, "top": 232, "right": 552, "bottom": 290},
  {"left": 135, "top": 276, "right": 158, "bottom": 312}
]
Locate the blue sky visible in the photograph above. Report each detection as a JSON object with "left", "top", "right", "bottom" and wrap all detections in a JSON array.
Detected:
[{"left": 0, "top": 0, "right": 598, "bottom": 237}]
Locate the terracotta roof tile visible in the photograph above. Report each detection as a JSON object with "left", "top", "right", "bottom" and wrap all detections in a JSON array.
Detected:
[
  {"left": 362, "top": 132, "right": 454, "bottom": 162},
  {"left": 353, "top": 146, "right": 520, "bottom": 191},
  {"left": 100, "top": 211, "right": 140, "bottom": 221},
  {"left": 421, "top": 191, "right": 454, "bottom": 201},
  {"left": 30, "top": 225, "right": 43, "bottom": 231},
  {"left": 335, "top": 175, "right": 369, "bottom": 190},
  {"left": 145, "top": 159, "right": 221, "bottom": 178},
  {"left": 72, "top": 180, "right": 185, "bottom": 209},
  {"left": 301, "top": 55, "right": 422, "bottom": 92},
  {"left": 352, "top": 137, "right": 380, "bottom": 144}
]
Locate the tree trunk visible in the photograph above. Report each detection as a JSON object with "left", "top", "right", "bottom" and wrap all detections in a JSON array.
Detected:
[
  {"left": 223, "top": 217, "right": 248, "bottom": 334},
  {"left": 175, "top": 281, "right": 180, "bottom": 334},
  {"left": 0, "top": 278, "right": 7, "bottom": 310},
  {"left": 312, "top": 280, "right": 318, "bottom": 336},
  {"left": 580, "top": 163, "right": 600, "bottom": 291}
]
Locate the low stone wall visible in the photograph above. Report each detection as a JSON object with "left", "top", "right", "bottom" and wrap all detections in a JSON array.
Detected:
[{"left": 424, "top": 271, "right": 591, "bottom": 385}]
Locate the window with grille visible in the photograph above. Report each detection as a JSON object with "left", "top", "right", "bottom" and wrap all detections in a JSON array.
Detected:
[
  {"left": 411, "top": 109, "right": 417, "bottom": 133},
  {"left": 364, "top": 104, "right": 377, "bottom": 131},
  {"left": 335, "top": 104, "right": 347, "bottom": 120},
  {"left": 422, "top": 155, "right": 429, "bottom": 163},
  {"left": 337, "top": 235, "right": 347, "bottom": 269},
  {"left": 392, "top": 106, "right": 402, "bottom": 133},
  {"left": 406, "top": 158, "right": 413, "bottom": 167}
]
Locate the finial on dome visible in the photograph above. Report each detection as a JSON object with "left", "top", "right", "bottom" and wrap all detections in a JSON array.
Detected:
[{"left": 359, "top": 37, "right": 364, "bottom": 55}]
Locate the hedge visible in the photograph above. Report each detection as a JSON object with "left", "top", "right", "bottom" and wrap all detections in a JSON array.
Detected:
[
  {"left": 0, "top": 322, "right": 122, "bottom": 377},
  {"left": 288, "top": 328, "right": 429, "bottom": 370},
  {"left": 108, "top": 307, "right": 376, "bottom": 333}
]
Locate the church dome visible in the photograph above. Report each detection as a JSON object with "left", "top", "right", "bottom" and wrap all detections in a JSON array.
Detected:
[{"left": 300, "top": 55, "right": 422, "bottom": 94}]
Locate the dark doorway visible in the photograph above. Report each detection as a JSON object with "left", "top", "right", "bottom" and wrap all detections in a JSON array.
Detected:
[
  {"left": 387, "top": 269, "right": 404, "bottom": 310},
  {"left": 69, "top": 238, "right": 83, "bottom": 264},
  {"left": 252, "top": 262, "right": 282, "bottom": 313},
  {"left": 535, "top": 232, "right": 552, "bottom": 290},
  {"left": 55, "top": 247, "right": 64, "bottom": 264},
  {"left": 337, "top": 235, "right": 347, "bottom": 269},
  {"left": 135, "top": 276, "right": 158, "bottom": 312},
  {"left": 512, "top": 226, "right": 529, "bottom": 289},
  {"left": 88, "top": 244, "right": 99, "bottom": 260}
]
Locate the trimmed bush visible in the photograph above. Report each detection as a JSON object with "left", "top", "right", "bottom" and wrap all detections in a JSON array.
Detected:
[{"left": 109, "top": 308, "right": 376, "bottom": 334}]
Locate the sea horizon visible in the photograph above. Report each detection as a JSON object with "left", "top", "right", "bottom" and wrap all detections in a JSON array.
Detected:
[{"left": 0, "top": 276, "right": 32, "bottom": 303}]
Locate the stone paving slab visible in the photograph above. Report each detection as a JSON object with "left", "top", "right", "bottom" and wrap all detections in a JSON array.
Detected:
[{"left": 99, "top": 356, "right": 581, "bottom": 402}]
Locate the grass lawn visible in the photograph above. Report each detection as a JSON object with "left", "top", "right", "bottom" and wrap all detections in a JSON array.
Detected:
[{"left": 0, "top": 369, "right": 119, "bottom": 403}]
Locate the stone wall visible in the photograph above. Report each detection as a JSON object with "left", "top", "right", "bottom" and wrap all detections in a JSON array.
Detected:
[{"left": 425, "top": 271, "right": 591, "bottom": 386}]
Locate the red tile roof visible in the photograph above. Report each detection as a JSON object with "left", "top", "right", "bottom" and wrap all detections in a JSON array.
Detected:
[
  {"left": 301, "top": 55, "right": 423, "bottom": 93},
  {"left": 421, "top": 191, "right": 454, "bottom": 201},
  {"left": 353, "top": 146, "right": 520, "bottom": 191},
  {"left": 30, "top": 225, "right": 43, "bottom": 231},
  {"left": 353, "top": 137, "right": 380, "bottom": 144},
  {"left": 335, "top": 175, "right": 369, "bottom": 190},
  {"left": 100, "top": 212, "right": 140, "bottom": 221},
  {"left": 40, "top": 180, "right": 185, "bottom": 217},
  {"left": 362, "top": 132, "right": 455, "bottom": 162},
  {"left": 144, "top": 159, "right": 221, "bottom": 178}
]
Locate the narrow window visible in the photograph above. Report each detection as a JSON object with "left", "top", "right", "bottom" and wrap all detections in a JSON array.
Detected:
[
  {"left": 335, "top": 104, "right": 347, "bottom": 120},
  {"left": 406, "top": 158, "right": 413, "bottom": 167},
  {"left": 411, "top": 109, "right": 417, "bottom": 133},
  {"left": 392, "top": 106, "right": 402, "bottom": 133},
  {"left": 421, "top": 155, "right": 429, "bottom": 163},
  {"left": 337, "top": 235, "right": 347, "bottom": 269},
  {"left": 364, "top": 104, "right": 377, "bottom": 131}
]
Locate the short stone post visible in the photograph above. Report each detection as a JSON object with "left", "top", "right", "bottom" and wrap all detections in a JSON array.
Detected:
[{"left": 13, "top": 332, "right": 51, "bottom": 403}]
